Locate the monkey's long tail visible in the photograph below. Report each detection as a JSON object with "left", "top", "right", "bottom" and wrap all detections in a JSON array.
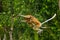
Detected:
[{"left": 41, "top": 14, "right": 56, "bottom": 25}]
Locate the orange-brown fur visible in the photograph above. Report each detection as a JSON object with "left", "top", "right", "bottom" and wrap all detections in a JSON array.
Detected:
[{"left": 22, "top": 15, "right": 41, "bottom": 30}]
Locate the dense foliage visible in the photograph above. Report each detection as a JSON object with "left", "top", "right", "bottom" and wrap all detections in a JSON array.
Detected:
[{"left": 0, "top": 0, "right": 60, "bottom": 40}]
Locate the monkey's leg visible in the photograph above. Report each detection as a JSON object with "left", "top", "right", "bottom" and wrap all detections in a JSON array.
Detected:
[
  {"left": 33, "top": 26, "right": 43, "bottom": 34},
  {"left": 40, "top": 27, "right": 47, "bottom": 28}
]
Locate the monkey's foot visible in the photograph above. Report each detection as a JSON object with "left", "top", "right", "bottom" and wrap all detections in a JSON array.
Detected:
[{"left": 37, "top": 29, "right": 43, "bottom": 34}]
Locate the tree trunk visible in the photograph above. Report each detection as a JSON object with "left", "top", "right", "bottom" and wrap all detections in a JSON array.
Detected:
[
  {"left": 59, "top": 0, "right": 60, "bottom": 9},
  {"left": 9, "top": 27, "right": 13, "bottom": 40},
  {"left": 3, "top": 33, "right": 6, "bottom": 40},
  {"left": 34, "top": 31, "right": 39, "bottom": 40},
  {"left": 0, "top": 37, "right": 1, "bottom": 40}
]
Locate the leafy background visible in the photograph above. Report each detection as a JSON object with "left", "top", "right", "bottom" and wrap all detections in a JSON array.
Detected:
[{"left": 0, "top": 0, "right": 60, "bottom": 40}]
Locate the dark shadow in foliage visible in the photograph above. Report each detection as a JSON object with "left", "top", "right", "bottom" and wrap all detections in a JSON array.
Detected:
[{"left": 0, "top": 0, "right": 3, "bottom": 12}]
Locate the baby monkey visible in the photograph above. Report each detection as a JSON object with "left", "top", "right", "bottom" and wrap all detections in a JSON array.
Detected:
[{"left": 20, "top": 14, "right": 56, "bottom": 33}]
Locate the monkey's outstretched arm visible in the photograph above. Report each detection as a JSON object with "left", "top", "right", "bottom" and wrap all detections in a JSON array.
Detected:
[
  {"left": 21, "top": 20, "right": 27, "bottom": 22},
  {"left": 19, "top": 15, "right": 26, "bottom": 17},
  {"left": 18, "top": 14, "right": 27, "bottom": 18},
  {"left": 41, "top": 14, "right": 56, "bottom": 26}
]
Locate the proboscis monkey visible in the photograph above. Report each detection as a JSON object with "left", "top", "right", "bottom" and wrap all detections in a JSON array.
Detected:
[{"left": 19, "top": 14, "right": 56, "bottom": 33}]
